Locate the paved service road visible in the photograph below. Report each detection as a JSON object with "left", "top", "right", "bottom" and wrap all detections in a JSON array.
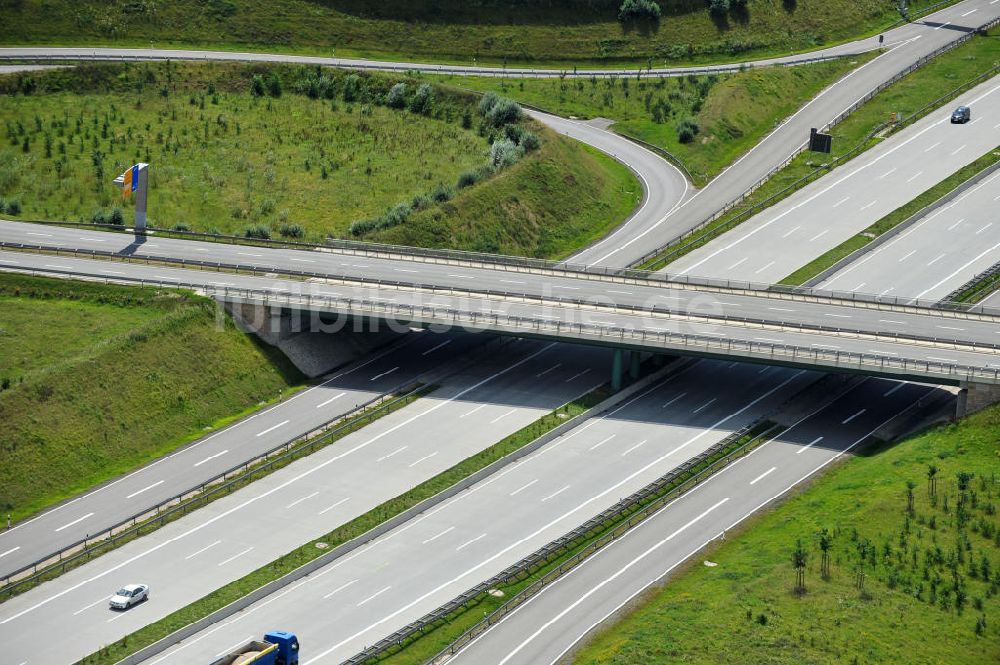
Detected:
[
  {"left": 669, "top": 74, "right": 1000, "bottom": 283},
  {"left": 445, "top": 378, "right": 946, "bottom": 665},
  {"left": 0, "top": 341, "right": 611, "bottom": 665},
  {"left": 112, "top": 361, "right": 819, "bottom": 665},
  {"left": 0, "top": 329, "right": 492, "bottom": 579},
  {"left": 819, "top": 166, "right": 1000, "bottom": 301},
  {"left": 5, "top": 250, "right": 1000, "bottom": 386}
]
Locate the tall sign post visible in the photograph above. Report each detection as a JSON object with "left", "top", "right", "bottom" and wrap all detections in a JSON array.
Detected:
[{"left": 113, "top": 163, "right": 149, "bottom": 231}]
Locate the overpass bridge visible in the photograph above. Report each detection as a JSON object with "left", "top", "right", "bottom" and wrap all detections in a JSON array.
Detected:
[{"left": 2, "top": 223, "right": 1000, "bottom": 395}]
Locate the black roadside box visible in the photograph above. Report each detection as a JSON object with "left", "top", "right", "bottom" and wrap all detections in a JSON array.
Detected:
[{"left": 809, "top": 128, "right": 832, "bottom": 154}]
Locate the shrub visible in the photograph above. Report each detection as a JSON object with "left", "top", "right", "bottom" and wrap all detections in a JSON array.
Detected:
[
  {"left": 349, "top": 202, "right": 412, "bottom": 236},
  {"left": 244, "top": 224, "right": 271, "bottom": 239},
  {"left": 461, "top": 110, "right": 473, "bottom": 129},
  {"left": 520, "top": 131, "right": 541, "bottom": 152},
  {"left": 490, "top": 138, "right": 524, "bottom": 170},
  {"left": 90, "top": 209, "right": 108, "bottom": 224},
  {"left": 677, "top": 118, "right": 700, "bottom": 143},
  {"left": 503, "top": 124, "right": 524, "bottom": 144},
  {"left": 488, "top": 98, "right": 523, "bottom": 127},
  {"left": 386, "top": 82, "right": 408, "bottom": 109},
  {"left": 479, "top": 91, "right": 500, "bottom": 117},
  {"left": 430, "top": 184, "right": 454, "bottom": 202},
  {"left": 410, "top": 83, "right": 434, "bottom": 115},
  {"left": 457, "top": 169, "right": 481, "bottom": 189},
  {"left": 709, "top": 0, "right": 729, "bottom": 17},
  {"left": 619, "top": 0, "right": 661, "bottom": 22},
  {"left": 108, "top": 207, "right": 124, "bottom": 225},
  {"left": 5, "top": 198, "right": 21, "bottom": 215},
  {"left": 171, "top": 223, "right": 191, "bottom": 232},
  {"left": 250, "top": 74, "right": 265, "bottom": 97},
  {"left": 278, "top": 223, "right": 305, "bottom": 238},
  {"left": 343, "top": 74, "right": 361, "bottom": 103},
  {"left": 265, "top": 73, "right": 282, "bottom": 98}
]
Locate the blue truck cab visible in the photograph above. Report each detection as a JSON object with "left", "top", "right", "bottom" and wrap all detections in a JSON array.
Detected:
[{"left": 210, "top": 631, "right": 299, "bottom": 665}]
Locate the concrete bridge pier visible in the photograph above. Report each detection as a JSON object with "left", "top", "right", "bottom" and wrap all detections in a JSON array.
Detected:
[
  {"left": 628, "top": 350, "right": 641, "bottom": 381},
  {"left": 955, "top": 382, "right": 1000, "bottom": 418},
  {"left": 612, "top": 348, "right": 624, "bottom": 392}
]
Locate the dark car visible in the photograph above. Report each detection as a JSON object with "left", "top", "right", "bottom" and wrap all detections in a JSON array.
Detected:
[{"left": 951, "top": 106, "right": 971, "bottom": 124}]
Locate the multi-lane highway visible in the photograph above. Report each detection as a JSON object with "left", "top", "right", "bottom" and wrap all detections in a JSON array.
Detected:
[
  {"left": 1, "top": 4, "right": 998, "bottom": 663},
  {"left": 91, "top": 361, "right": 818, "bottom": 665},
  {"left": 819, "top": 166, "right": 1000, "bottom": 300},
  {"left": 443, "top": 377, "right": 946, "bottom": 665},
  {"left": 0, "top": 331, "right": 488, "bottom": 578},
  {"left": 574, "top": 0, "right": 1000, "bottom": 266},
  {"left": 2, "top": 1, "right": 999, "bottom": 269},
  {"left": 669, "top": 74, "right": 1000, "bottom": 283},
  {"left": 0, "top": 340, "right": 612, "bottom": 665}
]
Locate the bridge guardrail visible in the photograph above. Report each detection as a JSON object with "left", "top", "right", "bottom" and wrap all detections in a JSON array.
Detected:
[
  {"left": 5, "top": 225, "right": 999, "bottom": 320},
  {"left": 5, "top": 243, "right": 1000, "bottom": 355},
  {"left": 8, "top": 259, "right": 1000, "bottom": 386},
  {"left": 4, "top": 239, "right": 1000, "bottom": 333}
]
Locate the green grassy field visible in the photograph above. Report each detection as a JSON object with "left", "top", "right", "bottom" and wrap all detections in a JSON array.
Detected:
[
  {"left": 0, "top": 0, "right": 949, "bottom": 67},
  {"left": 0, "top": 272, "right": 305, "bottom": 521},
  {"left": 574, "top": 404, "right": 1000, "bottom": 665},
  {"left": 643, "top": 26, "right": 1000, "bottom": 269},
  {"left": 430, "top": 55, "right": 867, "bottom": 185},
  {"left": 0, "top": 61, "right": 639, "bottom": 258}
]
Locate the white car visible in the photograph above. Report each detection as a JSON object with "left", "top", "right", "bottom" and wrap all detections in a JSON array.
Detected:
[{"left": 109, "top": 583, "right": 149, "bottom": 610}]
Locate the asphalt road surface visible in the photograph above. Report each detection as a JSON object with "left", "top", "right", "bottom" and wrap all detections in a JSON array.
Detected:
[
  {"left": 445, "top": 377, "right": 946, "bottom": 665},
  {"left": 4, "top": 250, "right": 1000, "bottom": 386},
  {"left": 0, "top": 340, "right": 611, "bottom": 665},
  {"left": 669, "top": 74, "right": 1000, "bottom": 283},
  {"left": 109, "top": 361, "right": 819, "bottom": 665},
  {"left": 2, "top": 1, "right": 998, "bottom": 269},
  {"left": 0, "top": 331, "right": 494, "bottom": 578},
  {"left": 819, "top": 166, "right": 1000, "bottom": 301},
  {"left": 574, "top": 0, "right": 1000, "bottom": 266},
  {"left": 2, "top": 224, "right": 998, "bottom": 352}
]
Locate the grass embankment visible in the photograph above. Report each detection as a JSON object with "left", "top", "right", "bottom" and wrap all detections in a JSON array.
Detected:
[
  {"left": 781, "top": 146, "right": 1000, "bottom": 286},
  {"left": 0, "top": 0, "right": 950, "bottom": 67},
  {"left": 81, "top": 385, "right": 610, "bottom": 664},
  {"left": 640, "top": 26, "right": 1000, "bottom": 270},
  {"left": 0, "top": 272, "right": 304, "bottom": 522},
  {"left": 0, "top": 61, "right": 640, "bottom": 258},
  {"left": 574, "top": 405, "right": 1000, "bottom": 665},
  {"left": 431, "top": 55, "right": 867, "bottom": 185}
]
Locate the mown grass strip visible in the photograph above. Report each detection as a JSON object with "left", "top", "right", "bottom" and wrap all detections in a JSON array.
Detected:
[
  {"left": 779, "top": 146, "right": 1000, "bottom": 286},
  {"left": 948, "top": 263, "right": 1000, "bottom": 304},
  {"left": 354, "top": 421, "right": 782, "bottom": 665},
  {"left": 2, "top": 383, "right": 430, "bottom": 601},
  {"left": 79, "top": 384, "right": 611, "bottom": 664},
  {"left": 637, "top": 27, "right": 1000, "bottom": 272}
]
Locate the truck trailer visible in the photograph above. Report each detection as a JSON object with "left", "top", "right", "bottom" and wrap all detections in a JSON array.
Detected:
[{"left": 210, "top": 631, "right": 299, "bottom": 665}]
